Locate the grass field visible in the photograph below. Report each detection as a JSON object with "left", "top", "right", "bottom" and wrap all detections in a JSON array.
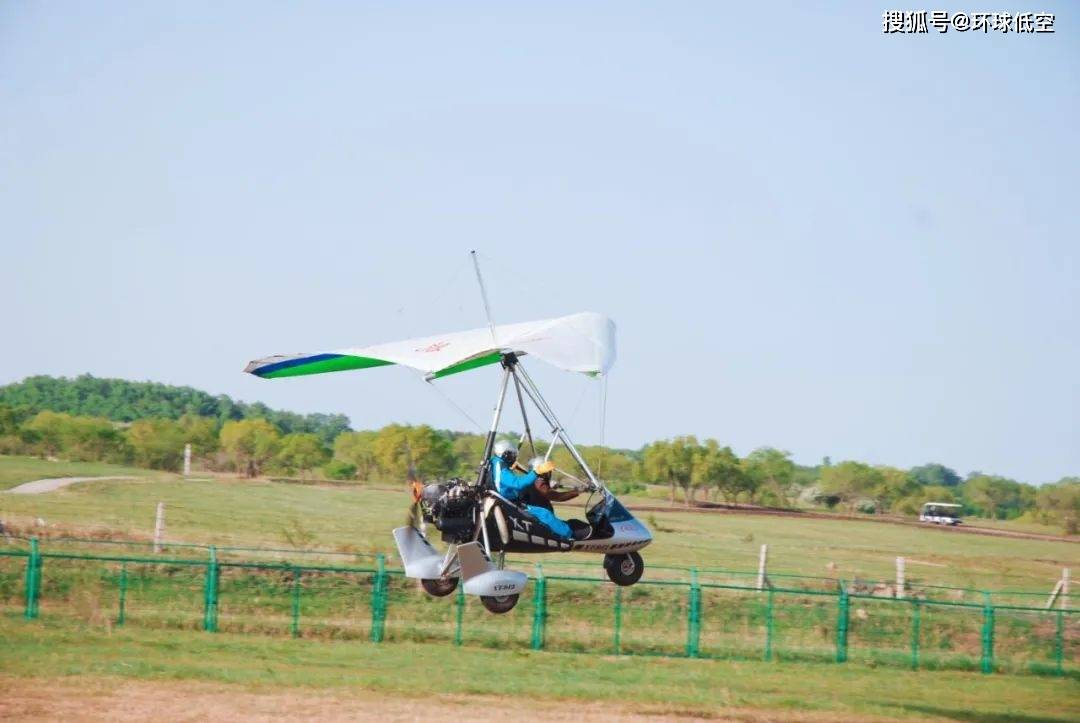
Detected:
[
  {"left": 0, "top": 455, "right": 1075, "bottom": 593},
  {"left": 1, "top": 619, "right": 1077, "bottom": 721},
  {"left": 1, "top": 455, "right": 1077, "bottom": 720}
]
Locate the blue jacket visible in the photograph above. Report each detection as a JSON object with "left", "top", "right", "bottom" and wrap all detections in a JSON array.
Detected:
[{"left": 490, "top": 455, "right": 537, "bottom": 500}]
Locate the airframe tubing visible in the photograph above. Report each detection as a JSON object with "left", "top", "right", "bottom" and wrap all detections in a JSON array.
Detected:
[
  {"left": 513, "top": 363, "right": 601, "bottom": 488},
  {"left": 476, "top": 365, "right": 513, "bottom": 487}
]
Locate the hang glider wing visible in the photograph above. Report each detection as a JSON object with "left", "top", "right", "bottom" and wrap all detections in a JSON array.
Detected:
[{"left": 244, "top": 312, "right": 616, "bottom": 381}]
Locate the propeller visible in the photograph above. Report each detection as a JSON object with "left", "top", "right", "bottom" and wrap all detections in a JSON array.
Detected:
[{"left": 403, "top": 440, "right": 423, "bottom": 528}]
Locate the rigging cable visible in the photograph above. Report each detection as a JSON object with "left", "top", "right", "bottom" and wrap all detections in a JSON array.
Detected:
[
  {"left": 597, "top": 372, "right": 608, "bottom": 479},
  {"left": 424, "top": 378, "right": 484, "bottom": 432}
]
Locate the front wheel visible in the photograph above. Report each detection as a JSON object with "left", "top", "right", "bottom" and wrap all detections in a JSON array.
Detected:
[
  {"left": 604, "top": 551, "right": 644, "bottom": 586},
  {"left": 420, "top": 577, "right": 459, "bottom": 597},
  {"left": 480, "top": 593, "right": 519, "bottom": 614}
]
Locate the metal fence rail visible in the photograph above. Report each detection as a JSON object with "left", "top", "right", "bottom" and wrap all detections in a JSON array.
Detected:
[{"left": 0, "top": 538, "right": 1074, "bottom": 677}]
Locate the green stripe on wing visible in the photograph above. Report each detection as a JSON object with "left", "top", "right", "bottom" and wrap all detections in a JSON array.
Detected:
[
  {"left": 258, "top": 355, "right": 394, "bottom": 378},
  {"left": 429, "top": 352, "right": 503, "bottom": 379}
]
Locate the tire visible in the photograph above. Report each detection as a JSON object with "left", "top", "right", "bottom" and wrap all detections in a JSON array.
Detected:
[
  {"left": 604, "top": 551, "right": 644, "bottom": 586},
  {"left": 480, "top": 593, "right": 519, "bottom": 614},
  {"left": 420, "top": 577, "right": 459, "bottom": 597}
]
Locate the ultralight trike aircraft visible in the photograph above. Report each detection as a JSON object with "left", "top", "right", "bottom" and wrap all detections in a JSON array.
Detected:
[{"left": 244, "top": 255, "right": 652, "bottom": 613}]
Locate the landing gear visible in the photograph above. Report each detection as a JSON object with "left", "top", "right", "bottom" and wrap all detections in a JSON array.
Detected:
[
  {"left": 604, "top": 551, "right": 644, "bottom": 586},
  {"left": 480, "top": 593, "right": 520, "bottom": 614},
  {"left": 420, "top": 577, "right": 459, "bottom": 597}
]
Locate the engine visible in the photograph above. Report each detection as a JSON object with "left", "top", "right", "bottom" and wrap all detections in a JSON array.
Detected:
[{"left": 419, "top": 478, "right": 481, "bottom": 543}]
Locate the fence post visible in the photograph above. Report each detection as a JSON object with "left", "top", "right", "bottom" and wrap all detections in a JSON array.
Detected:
[
  {"left": 530, "top": 564, "right": 546, "bottom": 651},
  {"left": 454, "top": 581, "right": 465, "bottom": 646},
  {"left": 290, "top": 566, "right": 301, "bottom": 639},
  {"left": 1054, "top": 609, "right": 1064, "bottom": 676},
  {"left": 980, "top": 593, "right": 994, "bottom": 674},
  {"left": 613, "top": 586, "right": 623, "bottom": 655},
  {"left": 202, "top": 545, "right": 219, "bottom": 632},
  {"left": 370, "top": 553, "right": 386, "bottom": 643},
  {"left": 763, "top": 588, "right": 774, "bottom": 662},
  {"left": 685, "top": 569, "right": 700, "bottom": 658},
  {"left": 24, "top": 537, "right": 41, "bottom": 620},
  {"left": 117, "top": 562, "right": 128, "bottom": 626},
  {"left": 153, "top": 502, "right": 165, "bottom": 554},
  {"left": 836, "top": 588, "right": 849, "bottom": 663},
  {"left": 910, "top": 598, "right": 920, "bottom": 670}
]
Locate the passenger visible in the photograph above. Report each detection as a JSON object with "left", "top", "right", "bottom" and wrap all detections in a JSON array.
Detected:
[
  {"left": 522, "top": 455, "right": 580, "bottom": 511},
  {"left": 489, "top": 440, "right": 573, "bottom": 540},
  {"left": 526, "top": 456, "right": 593, "bottom": 541}
]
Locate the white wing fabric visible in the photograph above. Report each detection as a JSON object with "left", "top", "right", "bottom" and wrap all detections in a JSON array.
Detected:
[{"left": 245, "top": 312, "right": 616, "bottom": 380}]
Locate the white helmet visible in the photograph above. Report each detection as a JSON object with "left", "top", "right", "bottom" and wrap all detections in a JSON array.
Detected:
[{"left": 493, "top": 439, "right": 517, "bottom": 465}]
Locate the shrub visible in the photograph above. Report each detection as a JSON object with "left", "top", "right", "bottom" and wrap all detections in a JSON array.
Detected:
[{"left": 323, "top": 460, "right": 358, "bottom": 481}]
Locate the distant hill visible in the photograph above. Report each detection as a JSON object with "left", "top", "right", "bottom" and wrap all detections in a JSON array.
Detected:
[{"left": 0, "top": 375, "right": 350, "bottom": 444}]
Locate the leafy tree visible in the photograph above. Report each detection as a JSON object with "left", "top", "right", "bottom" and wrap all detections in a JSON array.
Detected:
[
  {"left": 961, "top": 474, "right": 1030, "bottom": 520},
  {"left": 178, "top": 413, "right": 219, "bottom": 457},
  {"left": 692, "top": 440, "right": 747, "bottom": 503},
  {"left": 0, "top": 374, "right": 351, "bottom": 444},
  {"left": 276, "top": 433, "right": 330, "bottom": 477},
  {"left": 910, "top": 463, "right": 961, "bottom": 488},
  {"left": 592, "top": 448, "right": 639, "bottom": 485},
  {"left": 892, "top": 483, "right": 958, "bottom": 516},
  {"left": 65, "top": 416, "right": 130, "bottom": 463},
  {"left": 541, "top": 443, "right": 638, "bottom": 485},
  {"left": 643, "top": 436, "right": 699, "bottom": 504},
  {"left": 22, "top": 411, "right": 69, "bottom": 458},
  {"left": 20, "top": 411, "right": 128, "bottom": 462},
  {"left": 334, "top": 431, "right": 380, "bottom": 480},
  {"left": 743, "top": 448, "right": 795, "bottom": 506},
  {"left": 1034, "top": 478, "right": 1080, "bottom": 534},
  {"left": 0, "top": 403, "right": 32, "bottom": 436},
  {"left": 372, "top": 424, "right": 454, "bottom": 480},
  {"left": 820, "top": 461, "right": 884, "bottom": 513},
  {"left": 874, "top": 466, "right": 921, "bottom": 513},
  {"left": 450, "top": 433, "right": 488, "bottom": 478},
  {"left": 220, "top": 419, "right": 280, "bottom": 477},
  {"left": 127, "top": 419, "right": 186, "bottom": 470}
]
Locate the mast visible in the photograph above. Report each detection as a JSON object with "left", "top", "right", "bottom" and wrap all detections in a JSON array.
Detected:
[{"left": 470, "top": 250, "right": 498, "bottom": 343}]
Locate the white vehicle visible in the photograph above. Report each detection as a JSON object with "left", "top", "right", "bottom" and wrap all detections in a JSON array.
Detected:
[
  {"left": 920, "top": 502, "right": 962, "bottom": 525},
  {"left": 244, "top": 253, "right": 652, "bottom": 614}
]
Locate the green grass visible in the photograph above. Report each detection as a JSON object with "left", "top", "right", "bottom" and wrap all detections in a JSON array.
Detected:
[
  {"left": 0, "top": 454, "right": 1076, "bottom": 593},
  {"left": 0, "top": 455, "right": 159, "bottom": 491},
  {"left": 1, "top": 618, "right": 1077, "bottom": 721},
  {"left": 1, "top": 453, "right": 1077, "bottom": 719}
]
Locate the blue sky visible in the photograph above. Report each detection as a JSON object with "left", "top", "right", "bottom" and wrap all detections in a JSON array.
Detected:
[{"left": 2, "top": 3, "right": 1077, "bottom": 483}]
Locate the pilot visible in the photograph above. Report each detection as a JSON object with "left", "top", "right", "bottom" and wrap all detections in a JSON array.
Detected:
[
  {"left": 490, "top": 443, "right": 591, "bottom": 538},
  {"left": 490, "top": 440, "right": 573, "bottom": 540}
]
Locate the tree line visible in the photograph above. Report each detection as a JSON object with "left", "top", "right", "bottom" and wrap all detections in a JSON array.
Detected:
[
  {"left": 0, "top": 375, "right": 349, "bottom": 444},
  {"left": 0, "top": 376, "right": 1075, "bottom": 533}
]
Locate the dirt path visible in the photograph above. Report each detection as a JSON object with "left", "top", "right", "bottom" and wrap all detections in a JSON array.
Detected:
[
  {"left": 4, "top": 476, "right": 137, "bottom": 495},
  {"left": 0, "top": 676, "right": 900, "bottom": 722}
]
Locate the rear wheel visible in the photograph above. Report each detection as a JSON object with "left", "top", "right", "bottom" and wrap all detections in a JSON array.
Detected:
[
  {"left": 604, "top": 551, "right": 644, "bottom": 586},
  {"left": 420, "top": 577, "right": 459, "bottom": 597},
  {"left": 480, "top": 593, "right": 519, "bottom": 614}
]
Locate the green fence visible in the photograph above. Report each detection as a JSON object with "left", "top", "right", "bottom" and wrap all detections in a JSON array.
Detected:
[{"left": 1, "top": 537, "right": 1075, "bottom": 677}]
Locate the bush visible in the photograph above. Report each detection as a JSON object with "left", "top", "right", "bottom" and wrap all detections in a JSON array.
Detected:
[
  {"left": 323, "top": 460, "right": 358, "bottom": 481},
  {"left": 607, "top": 480, "right": 645, "bottom": 496}
]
